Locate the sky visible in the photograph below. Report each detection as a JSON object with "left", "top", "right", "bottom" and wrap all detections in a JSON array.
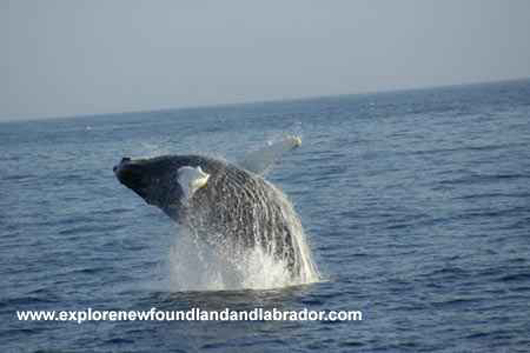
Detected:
[{"left": 2, "top": 0, "right": 530, "bottom": 121}]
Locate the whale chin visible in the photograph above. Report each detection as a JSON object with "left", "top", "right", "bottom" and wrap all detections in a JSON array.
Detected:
[{"left": 113, "top": 157, "right": 151, "bottom": 203}]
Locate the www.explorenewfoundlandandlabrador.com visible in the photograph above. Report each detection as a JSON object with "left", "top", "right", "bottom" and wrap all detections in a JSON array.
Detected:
[{"left": 17, "top": 307, "right": 363, "bottom": 324}]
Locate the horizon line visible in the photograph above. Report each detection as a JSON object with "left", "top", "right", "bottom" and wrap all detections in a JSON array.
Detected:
[{"left": 2, "top": 76, "right": 529, "bottom": 124}]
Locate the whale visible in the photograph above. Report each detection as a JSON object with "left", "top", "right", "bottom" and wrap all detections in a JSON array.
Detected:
[{"left": 113, "top": 137, "right": 316, "bottom": 278}]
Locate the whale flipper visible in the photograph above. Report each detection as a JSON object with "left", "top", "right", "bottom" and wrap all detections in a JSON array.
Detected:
[
  {"left": 177, "top": 166, "right": 210, "bottom": 200},
  {"left": 238, "top": 135, "right": 302, "bottom": 175}
]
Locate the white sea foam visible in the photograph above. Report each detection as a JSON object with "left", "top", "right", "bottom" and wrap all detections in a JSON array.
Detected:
[
  {"left": 168, "top": 170, "right": 320, "bottom": 292},
  {"left": 168, "top": 219, "right": 319, "bottom": 292}
]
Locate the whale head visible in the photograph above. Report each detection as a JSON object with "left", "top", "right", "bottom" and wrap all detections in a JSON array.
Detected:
[
  {"left": 113, "top": 156, "right": 179, "bottom": 205},
  {"left": 114, "top": 155, "right": 215, "bottom": 220}
]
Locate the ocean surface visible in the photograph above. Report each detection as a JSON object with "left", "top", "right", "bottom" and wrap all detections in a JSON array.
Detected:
[{"left": 1, "top": 79, "right": 530, "bottom": 352}]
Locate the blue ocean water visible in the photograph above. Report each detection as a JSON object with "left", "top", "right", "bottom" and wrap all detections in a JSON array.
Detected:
[{"left": 1, "top": 79, "right": 530, "bottom": 352}]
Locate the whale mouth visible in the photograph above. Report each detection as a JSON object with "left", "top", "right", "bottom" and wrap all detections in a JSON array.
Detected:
[{"left": 114, "top": 157, "right": 149, "bottom": 201}]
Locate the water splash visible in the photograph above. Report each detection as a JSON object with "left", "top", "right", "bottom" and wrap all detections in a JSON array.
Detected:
[{"left": 168, "top": 181, "right": 320, "bottom": 292}]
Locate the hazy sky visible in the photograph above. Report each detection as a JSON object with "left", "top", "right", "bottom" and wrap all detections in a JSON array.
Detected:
[{"left": 2, "top": 0, "right": 530, "bottom": 121}]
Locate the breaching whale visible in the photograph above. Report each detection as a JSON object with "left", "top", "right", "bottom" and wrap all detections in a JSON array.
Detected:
[{"left": 113, "top": 136, "right": 317, "bottom": 279}]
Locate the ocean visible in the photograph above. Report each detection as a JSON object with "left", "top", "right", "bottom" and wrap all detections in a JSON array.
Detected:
[{"left": 1, "top": 79, "right": 529, "bottom": 352}]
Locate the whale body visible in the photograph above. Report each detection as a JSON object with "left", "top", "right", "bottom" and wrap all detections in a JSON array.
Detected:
[{"left": 113, "top": 152, "right": 310, "bottom": 277}]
